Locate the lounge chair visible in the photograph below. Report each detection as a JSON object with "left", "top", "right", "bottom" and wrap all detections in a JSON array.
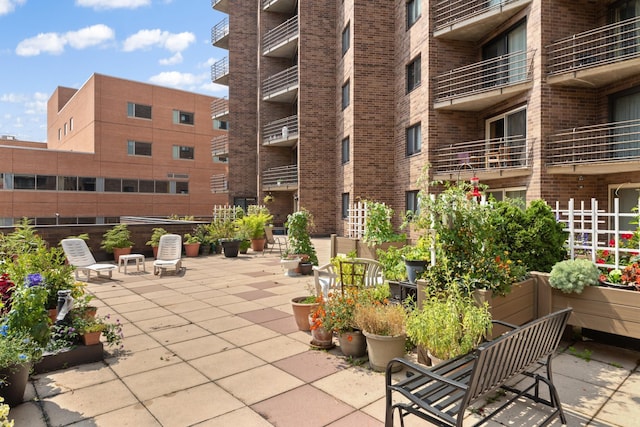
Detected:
[
  {"left": 61, "top": 238, "right": 116, "bottom": 281},
  {"left": 153, "top": 234, "right": 182, "bottom": 277}
]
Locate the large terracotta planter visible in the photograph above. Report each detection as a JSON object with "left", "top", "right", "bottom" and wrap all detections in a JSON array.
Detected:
[
  {"left": 184, "top": 242, "right": 201, "bottom": 257},
  {"left": 290, "top": 297, "right": 319, "bottom": 331},
  {"left": 82, "top": 331, "right": 102, "bottom": 346},
  {"left": 251, "top": 238, "right": 266, "bottom": 252},
  {"left": 0, "top": 363, "right": 30, "bottom": 407},
  {"left": 338, "top": 330, "right": 367, "bottom": 357},
  {"left": 362, "top": 331, "right": 406, "bottom": 372},
  {"left": 113, "top": 246, "right": 132, "bottom": 262}
]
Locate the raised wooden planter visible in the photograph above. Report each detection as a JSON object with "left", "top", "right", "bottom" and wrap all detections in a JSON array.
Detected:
[
  {"left": 536, "top": 272, "right": 640, "bottom": 340},
  {"left": 330, "top": 235, "right": 406, "bottom": 260},
  {"left": 34, "top": 343, "right": 104, "bottom": 374}
]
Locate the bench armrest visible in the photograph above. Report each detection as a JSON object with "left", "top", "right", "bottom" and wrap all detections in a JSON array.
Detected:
[
  {"left": 491, "top": 319, "right": 518, "bottom": 330},
  {"left": 385, "top": 357, "right": 468, "bottom": 392}
]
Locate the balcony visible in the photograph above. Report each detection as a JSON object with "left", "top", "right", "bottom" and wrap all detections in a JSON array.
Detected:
[
  {"left": 263, "top": 115, "right": 298, "bottom": 147},
  {"left": 434, "top": 50, "right": 534, "bottom": 111},
  {"left": 262, "top": 0, "right": 297, "bottom": 14},
  {"left": 211, "top": 57, "right": 229, "bottom": 86},
  {"left": 211, "top": 134, "right": 228, "bottom": 159},
  {"left": 547, "top": 17, "right": 640, "bottom": 88},
  {"left": 211, "top": 0, "right": 228, "bottom": 13},
  {"left": 211, "top": 17, "right": 229, "bottom": 49},
  {"left": 262, "top": 65, "right": 298, "bottom": 102},
  {"left": 210, "top": 98, "right": 228, "bottom": 120},
  {"left": 546, "top": 119, "right": 640, "bottom": 175},
  {"left": 210, "top": 174, "right": 228, "bottom": 193},
  {"left": 432, "top": 136, "right": 533, "bottom": 181},
  {"left": 263, "top": 15, "right": 298, "bottom": 58},
  {"left": 434, "top": 0, "right": 531, "bottom": 41},
  {"left": 262, "top": 165, "right": 298, "bottom": 191}
]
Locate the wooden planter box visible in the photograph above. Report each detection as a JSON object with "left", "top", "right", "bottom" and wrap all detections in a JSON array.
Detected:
[
  {"left": 330, "top": 235, "right": 406, "bottom": 260},
  {"left": 537, "top": 272, "right": 640, "bottom": 340}
]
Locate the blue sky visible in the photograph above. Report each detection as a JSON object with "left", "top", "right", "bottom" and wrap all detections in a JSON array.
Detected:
[{"left": 0, "top": 0, "right": 228, "bottom": 142}]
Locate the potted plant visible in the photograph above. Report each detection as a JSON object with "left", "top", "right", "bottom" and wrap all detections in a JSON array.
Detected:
[
  {"left": 308, "top": 299, "right": 334, "bottom": 349},
  {"left": 0, "top": 332, "right": 39, "bottom": 407},
  {"left": 286, "top": 209, "right": 318, "bottom": 266},
  {"left": 548, "top": 258, "right": 601, "bottom": 294},
  {"left": 236, "top": 209, "right": 273, "bottom": 252},
  {"left": 100, "top": 224, "right": 134, "bottom": 261},
  {"left": 183, "top": 233, "right": 201, "bottom": 257},
  {"left": 406, "top": 285, "right": 493, "bottom": 365},
  {"left": 193, "top": 224, "right": 213, "bottom": 256},
  {"left": 146, "top": 227, "right": 168, "bottom": 258},
  {"left": 72, "top": 314, "right": 123, "bottom": 348},
  {"left": 401, "top": 236, "right": 431, "bottom": 284}
]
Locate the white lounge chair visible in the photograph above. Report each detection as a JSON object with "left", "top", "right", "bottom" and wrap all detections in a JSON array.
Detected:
[
  {"left": 61, "top": 238, "right": 116, "bottom": 281},
  {"left": 153, "top": 234, "right": 182, "bottom": 277}
]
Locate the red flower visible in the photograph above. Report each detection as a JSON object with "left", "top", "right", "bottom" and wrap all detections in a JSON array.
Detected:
[
  {"left": 609, "top": 239, "right": 616, "bottom": 247},
  {"left": 622, "top": 233, "right": 633, "bottom": 240}
]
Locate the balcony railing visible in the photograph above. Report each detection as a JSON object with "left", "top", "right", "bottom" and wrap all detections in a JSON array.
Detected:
[
  {"left": 211, "top": 134, "right": 228, "bottom": 157},
  {"left": 262, "top": 0, "right": 297, "bottom": 13},
  {"left": 211, "top": 57, "right": 229, "bottom": 85},
  {"left": 432, "top": 135, "right": 532, "bottom": 176},
  {"left": 435, "top": 50, "right": 534, "bottom": 103},
  {"left": 262, "top": 65, "right": 298, "bottom": 101},
  {"left": 210, "top": 174, "right": 228, "bottom": 193},
  {"left": 211, "top": 17, "right": 229, "bottom": 49},
  {"left": 263, "top": 15, "right": 298, "bottom": 56},
  {"left": 547, "top": 119, "right": 640, "bottom": 166},
  {"left": 263, "top": 115, "right": 298, "bottom": 145},
  {"left": 210, "top": 98, "right": 228, "bottom": 119},
  {"left": 547, "top": 16, "right": 640, "bottom": 76},
  {"left": 435, "top": 0, "right": 527, "bottom": 32},
  {"left": 262, "top": 164, "right": 298, "bottom": 188}
]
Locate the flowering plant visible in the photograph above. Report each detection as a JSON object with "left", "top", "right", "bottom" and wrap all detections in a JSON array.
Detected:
[
  {"left": 1, "top": 272, "right": 50, "bottom": 347},
  {"left": 619, "top": 262, "right": 640, "bottom": 290},
  {"left": 72, "top": 314, "right": 124, "bottom": 348},
  {"left": 0, "top": 330, "right": 38, "bottom": 369}
]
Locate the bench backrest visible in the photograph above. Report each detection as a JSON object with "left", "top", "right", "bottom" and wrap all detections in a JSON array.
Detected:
[{"left": 465, "top": 308, "right": 572, "bottom": 403}]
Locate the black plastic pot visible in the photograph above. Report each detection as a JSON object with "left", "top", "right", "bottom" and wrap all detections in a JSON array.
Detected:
[
  {"left": 404, "top": 259, "right": 428, "bottom": 284},
  {"left": 221, "top": 239, "right": 240, "bottom": 258}
]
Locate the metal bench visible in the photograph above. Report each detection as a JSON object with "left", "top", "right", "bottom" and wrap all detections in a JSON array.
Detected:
[{"left": 385, "top": 308, "right": 572, "bottom": 427}]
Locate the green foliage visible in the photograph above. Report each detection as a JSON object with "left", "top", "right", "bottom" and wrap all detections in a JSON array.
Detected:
[
  {"left": 549, "top": 258, "right": 600, "bottom": 294},
  {"left": 353, "top": 302, "right": 406, "bottom": 337},
  {"left": 72, "top": 314, "right": 123, "bottom": 348},
  {"left": 285, "top": 209, "right": 318, "bottom": 265},
  {"left": 235, "top": 211, "right": 273, "bottom": 239},
  {"left": 2, "top": 273, "right": 50, "bottom": 347},
  {"left": 183, "top": 233, "right": 200, "bottom": 244},
  {"left": 0, "top": 218, "right": 45, "bottom": 260},
  {"left": 362, "top": 200, "right": 405, "bottom": 245},
  {"left": 100, "top": 224, "right": 133, "bottom": 253},
  {"left": 376, "top": 246, "right": 407, "bottom": 281},
  {"left": 0, "top": 331, "right": 39, "bottom": 369},
  {"left": 145, "top": 228, "right": 167, "bottom": 247}
]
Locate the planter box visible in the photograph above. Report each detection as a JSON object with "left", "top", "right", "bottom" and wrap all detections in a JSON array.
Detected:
[
  {"left": 330, "top": 235, "right": 406, "bottom": 260},
  {"left": 34, "top": 343, "right": 104, "bottom": 374},
  {"left": 537, "top": 272, "right": 640, "bottom": 340}
]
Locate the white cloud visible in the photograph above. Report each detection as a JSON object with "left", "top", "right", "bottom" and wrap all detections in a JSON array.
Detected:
[
  {"left": 0, "top": 93, "right": 28, "bottom": 103},
  {"left": 159, "top": 52, "right": 183, "bottom": 66},
  {"left": 148, "top": 71, "right": 204, "bottom": 89},
  {"left": 75, "top": 0, "right": 150, "bottom": 10},
  {"left": 0, "top": 0, "right": 25, "bottom": 16},
  {"left": 123, "top": 29, "right": 195, "bottom": 53},
  {"left": 15, "top": 25, "right": 115, "bottom": 56}
]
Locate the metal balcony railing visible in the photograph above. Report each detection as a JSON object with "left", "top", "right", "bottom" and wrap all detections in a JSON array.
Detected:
[
  {"left": 211, "top": 17, "right": 229, "bottom": 47},
  {"left": 263, "top": 115, "right": 298, "bottom": 144},
  {"left": 210, "top": 174, "right": 228, "bottom": 193},
  {"left": 547, "top": 16, "right": 640, "bottom": 75},
  {"left": 434, "top": 50, "right": 534, "bottom": 102},
  {"left": 211, "top": 57, "right": 229, "bottom": 83},
  {"left": 211, "top": 134, "right": 228, "bottom": 157},
  {"left": 263, "top": 15, "right": 298, "bottom": 54},
  {"left": 547, "top": 119, "right": 640, "bottom": 166},
  {"left": 263, "top": 65, "right": 298, "bottom": 99},
  {"left": 262, "top": 0, "right": 297, "bottom": 12},
  {"left": 210, "top": 98, "right": 228, "bottom": 119},
  {"left": 432, "top": 136, "right": 532, "bottom": 175},
  {"left": 262, "top": 165, "right": 298, "bottom": 187},
  {"left": 435, "top": 0, "right": 524, "bottom": 31}
]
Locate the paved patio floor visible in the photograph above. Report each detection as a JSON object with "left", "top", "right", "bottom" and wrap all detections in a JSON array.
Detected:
[{"left": 7, "top": 238, "right": 640, "bottom": 426}]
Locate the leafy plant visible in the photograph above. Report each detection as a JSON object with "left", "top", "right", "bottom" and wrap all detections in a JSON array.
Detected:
[
  {"left": 376, "top": 246, "right": 407, "bottom": 281},
  {"left": 72, "top": 314, "right": 123, "bottom": 348},
  {"left": 286, "top": 209, "right": 318, "bottom": 265},
  {"left": 235, "top": 211, "right": 273, "bottom": 239},
  {"left": 362, "top": 200, "right": 405, "bottom": 245},
  {"left": 0, "top": 218, "right": 45, "bottom": 260},
  {"left": 0, "top": 331, "right": 40, "bottom": 369},
  {"left": 145, "top": 227, "right": 167, "bottom": 247},
  {"left": 183, "top": 233, "right": 200, "bottom": 244},
  {"left": 1, "top": 272, "right": 50, "bottom": 347},
  {"left": 353, "top": 302, "right": 405, "bottom": 337},
  {"left": 100, "top": 224, "right": 133, "bottom": 253},
  {"left": 549, "top": 258, "right": 600, "bottom": 294}
]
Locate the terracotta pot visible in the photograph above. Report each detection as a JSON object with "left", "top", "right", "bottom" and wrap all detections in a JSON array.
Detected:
[
  {"left": 82, "top": 331, "right": 102, "bottom": 346},
  {"left": 290, "top": 297, "right": 319, "bottom": 331},
  {"left": 184, "top": 242, "right": 200, "bottom": 257},
  {"left": 0, "top": 363, "right": 30, "bottom": 407},
  {"left": 362, "top": 330, "right": 406, "bottom": 372},
  {"left": 251, "top": 238, "right": 266, "bottom": 252},
  {"left": 113, "top": 246, "right": 132, "bottom": 262},
  {"left": 338, "top": 330, "right": 367, "bottom": 357},
  {"left": 152, "top": 246, "right": 159, "bottom": 258},
  {"left": 81, "top": 306, "right": 98, "bottom": 320},
  {"left": 48, "top": 308, "right": 58, "bottom": 324},
  {"left": 309, "top": 317, "right": 334, "bottom": 349}
]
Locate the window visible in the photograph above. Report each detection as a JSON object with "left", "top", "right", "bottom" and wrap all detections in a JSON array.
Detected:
[
  {"left": 173, "top": 145, "right": 195, "bottom": 160},
  {"left": 14, "top": 174, "right": 35, "bottom": 190},
  {"left": 122, "top": 179, "right": 138, "bottom": 193},
  {"left": 127, "top": 140, "right": 152, "bottom": 156},
  {"left": 63, "top": 123, "right": 67, "bottom": 136},
  {"left": 36, "top": 175, "right": 56, "bottom": 191},
  {"left": 58, "top": 129, "right": 61, "bottom": 140},
  {"left": 342, "top": 22, "right": 350, "bottom": 55},
  {"left": 486, "top": 187, "right": 526, "bottom": 203},
  {"left": 406, "top": 123, "right": 422, "bottom": 155},
  {"left": 407, "top": 56, "right": 421, "bottom": 92},
  {"left": 173, "top": 110, "right": 194, "bottom": 125},
  {"left": 214, "top": 119, "right": 228, "bottom": 130},
  {"left": 127, "top": 102, "right": 152, "bottom": 119},
  {"left": 104, "top": 178, "right": 121, "bottom": 192},
  {"left": 407, "top": 0, "right": 421, "bottom": 28},
  {"left": 342, "top": 193, "right": 350, "bottom": 218},
  {"left": 342, "top": 137, "right": 350, "bottom": 164},
  {"left": 406, "top": 190, "right": 420, "bottom": 216},
  {"left": 79, "top": 177, "right": 96, "bottom": 192},
  {"left": 69, "top": 117, "right": 73, "bottom": 131},
  {"left": 155, "top": 181, "right": 170, "bottom": 194},
  {"left": 175, "top": 181, "right": 189, "bottom": 194},
  {"left": 611, "top": 87, "right": 640, "bottom": 158},
  {"left": 342, "top": 80, "right": 350, "bottom": 110},
  {"left": 486, "top": 107, "right": 526, "bottom": 167},
  {"left": 482, "top": 21, "right": 526, "bottom": 87}
]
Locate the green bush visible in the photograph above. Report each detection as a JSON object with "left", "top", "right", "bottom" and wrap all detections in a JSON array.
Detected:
[{"left": 549, "top": 258, "right": 600, "bottom": 294}]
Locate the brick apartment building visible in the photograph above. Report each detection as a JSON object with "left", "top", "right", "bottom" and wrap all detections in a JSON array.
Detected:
[
  {"left": 0, "top": 73, "right": 228, "bottom": 226},
  {"left": 212, "top": 0, "right": 640, "bottom": 236}
]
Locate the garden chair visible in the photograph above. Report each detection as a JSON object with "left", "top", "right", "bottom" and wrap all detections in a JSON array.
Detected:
[
  {"left": 314, "top": 258, "right": 384, "bottom": 298},
  {"left": 153, "top": 234, "right": 183, "bottom": 277},
  {"left": 61, "top": 238, "right": 116, "bottom": 281},
  {"left": 264, "top": 226, "right": 288, "bottom": 255}
]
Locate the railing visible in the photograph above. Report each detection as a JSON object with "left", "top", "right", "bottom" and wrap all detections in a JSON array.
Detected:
[
  {"left": 211, "top": 17, "right": 229, "bottom": 46},
  {"left": 210, "top": 98, "right": 228, "bottom": 118},
  {"left": 547, "top": 16, "right": 640, "bottom": 75},
  {"left": 546, "top": 119, "right": 640, "bottom": 166},
  {"left": 262, "top": 164, "right": 298, "bottom": 187},
  {"left": 211, "top": 57, "right": 229, "bottom": 82},
  {"left": 210, "top": 174, "right": 228, "bottom": 193},
  {"left": 263, "top": 115, "right": 298, "bottom": 143},
  {"left": 211, "top": 134, "right": 228, "bottom": 156},
  {"left": 263, "top": 15, "right": 298, "bottom": 53},
  {"left": 263, "top": 65, "right": 298, "bottom": 99},
  {"left": 435, "top": 50, "right": 534, "bottom": 102},
  {"left": 434, "top": 0, "right": 524, "bottom": 31},
  {"left": 432, "top": 135, "right": 532, "bottom": 174}
]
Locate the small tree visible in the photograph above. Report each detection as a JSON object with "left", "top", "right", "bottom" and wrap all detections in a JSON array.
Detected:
[{"left": 285, "top": 209, "right": 318, "bottom": 265}]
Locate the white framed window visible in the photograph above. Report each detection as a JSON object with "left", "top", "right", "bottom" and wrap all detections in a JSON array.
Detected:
[
  {"left": 173, "top": 145, "right": 195, "bottom": 160},
  {"left": 342, "top": 80, "right": 350, "bottom": 110},
  {"left": 173, "top": 110, "right": 194, "bottom": 125},
  {"left": 127, "top": 102, "right": 152, "bottom": 119},
  {"left": 342, "top": 22, "right": 350, "bottom": 55},
  {"left": 406, "top": 123, "right": 422, "bottom": 155},
  {"left": 127, "top": 140, "right": 152, "bottom": 156},
  {"left": 407, "top": 0, "right": 421, "bottom": 28},
  {"left": 407, "top": 56, "right": 421, "bottom": 93},
  {"left": 486, "top": 187, "right": 526, "bottom": 202}
]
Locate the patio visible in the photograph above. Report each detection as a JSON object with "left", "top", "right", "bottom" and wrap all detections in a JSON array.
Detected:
[{"left": 7, "top": 238, "right": 640, "bottom": 426}]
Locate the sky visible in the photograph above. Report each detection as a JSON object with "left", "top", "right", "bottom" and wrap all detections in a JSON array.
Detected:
[{"left": 0, "top": 0, "right": 228, "bottom": 142}]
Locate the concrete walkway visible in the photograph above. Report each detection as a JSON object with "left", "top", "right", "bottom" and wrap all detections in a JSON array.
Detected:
[{"left": 8, "top": 238, "right": 640, "bottom": 426}]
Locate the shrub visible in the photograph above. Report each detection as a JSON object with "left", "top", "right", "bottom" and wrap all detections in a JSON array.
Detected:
[{"left": 549, "top": 259, "right": 600, "bottom": 294}]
